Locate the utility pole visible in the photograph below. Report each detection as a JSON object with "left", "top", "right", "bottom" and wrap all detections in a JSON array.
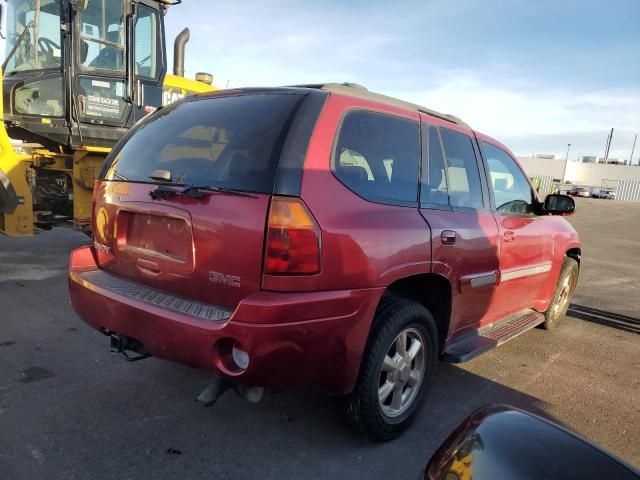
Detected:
[
  {"left": 562, "top": 143, "right": 571, "bottom": 183},
  {"left": 604, "top": 128, "right": 614, "bottom": 164},
  {"left": 631, "top": 133, "right": 637, "bottom": 165}
]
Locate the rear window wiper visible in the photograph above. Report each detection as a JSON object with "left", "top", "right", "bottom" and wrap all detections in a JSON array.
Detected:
[{"left": 149, "top": 184, "right": 257, "bottom": 200}]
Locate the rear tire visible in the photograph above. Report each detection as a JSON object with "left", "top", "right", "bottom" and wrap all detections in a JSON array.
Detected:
[
  {"left": 342, "top": 296, "right": 438, "bottom": 441},
  {"left": 542, "top": 257, "right": 579, "bottom": 330}
]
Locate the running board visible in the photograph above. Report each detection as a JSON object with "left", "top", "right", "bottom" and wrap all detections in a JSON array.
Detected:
[{"left": 443, "top": 309, "right": 545, "bottom": 363}]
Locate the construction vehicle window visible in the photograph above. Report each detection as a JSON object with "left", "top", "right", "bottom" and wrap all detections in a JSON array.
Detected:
[
  {"left": 77, "top": 77, "right": 126, "bottom": 122},
  {"left": 135, "top": 6, "right": 159, "bottom": 79},
  {"left": 14, "top": 76, "right": 64, "bottom": 116},
  {"left": 440, "top": 128, "right": 484, "bottom": 210},
  {"left": 4, "top": 0, "right": 62, "bottom": 74},
  {"left": 104, "top": 94, "right": 304, "bottom": 194},
  {"left": 482, "top": 141, "right": 535, "bottom": 214},
  {"left": 79, "top": 1, "right": 125, "bottom": 72},
  {"left": 333, "top": 111, "right": 419, "bottom": 205}
]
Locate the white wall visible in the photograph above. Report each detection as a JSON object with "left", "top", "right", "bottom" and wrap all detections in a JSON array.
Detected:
[
  {"left": 565, "top": 162, "right": 640, "bottom": 185},
  {"left": 517, "top": 156, "right": 640, "bottom": 186},
  {"left": 517, "top": 157, "right": 566, "bottom": 180}
]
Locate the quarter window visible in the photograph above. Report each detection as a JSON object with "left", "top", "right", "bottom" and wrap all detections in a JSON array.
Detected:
[
  {"left": 482, "top": 142, "right": 535, "bottom": 214},
  {"left": 333, "top": 111, "right": 419, "bottom": 205},
  {"left": 440, "top": 128, "right": 484, "bottom": 210}
]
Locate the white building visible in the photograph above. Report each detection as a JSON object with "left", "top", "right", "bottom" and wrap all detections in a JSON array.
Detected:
[{"left": 517, "top": 156, "right": 640, "bottom": 202}]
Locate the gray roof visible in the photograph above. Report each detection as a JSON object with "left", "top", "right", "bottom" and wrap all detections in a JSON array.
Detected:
[{"left": 292, "top": 83, "right": 470, "bottom": 129}]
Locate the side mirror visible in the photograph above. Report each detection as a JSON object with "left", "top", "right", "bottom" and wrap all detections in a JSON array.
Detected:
[
  {"left": 424, "top": 405, "right": 640, "bottom": 480},
  {"left": 544, "top": 194, "right": 575, "bottom": 215}
]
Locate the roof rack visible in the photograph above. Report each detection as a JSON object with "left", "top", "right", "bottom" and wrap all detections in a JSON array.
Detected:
[{"left": 289, "top": 83, "right": 469, "bottom": 128}]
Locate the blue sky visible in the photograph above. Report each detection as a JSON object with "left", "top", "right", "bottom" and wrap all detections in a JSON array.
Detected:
[
  {"left": 164, "top": 0, "right": 640, "bottom": 162},
  {"left": 0, "top": 1, "right": 636, "bottom": 161}
]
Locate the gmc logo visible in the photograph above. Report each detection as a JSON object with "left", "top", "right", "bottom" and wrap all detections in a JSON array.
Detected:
[
  {"left": 209, "top": 271, "right": 241, "bottom": 288},
  {"left": 93, "top": 241, "right": 111, "bottom": 254}
]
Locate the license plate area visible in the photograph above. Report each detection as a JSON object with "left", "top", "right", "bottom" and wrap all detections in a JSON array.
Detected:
[{"left": 115, "top": 210, "right": 194, "bottom": 275}]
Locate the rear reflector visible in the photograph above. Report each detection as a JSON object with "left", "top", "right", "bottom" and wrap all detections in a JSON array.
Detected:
[{"left": 265, "top": 196, "right": 320, "bottom": 275}]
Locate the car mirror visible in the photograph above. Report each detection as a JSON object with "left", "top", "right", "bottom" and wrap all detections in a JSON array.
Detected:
[
  {"left": 423, "top": 405, "right": 640, "bottom": 480},
  {"left": 544, "top": 194, "right": 575, "bottom": 215}
]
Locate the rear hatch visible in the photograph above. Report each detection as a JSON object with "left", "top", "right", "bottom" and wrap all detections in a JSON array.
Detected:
[{"left": 92, "top": 92, "right": 306, "bottom": 310}]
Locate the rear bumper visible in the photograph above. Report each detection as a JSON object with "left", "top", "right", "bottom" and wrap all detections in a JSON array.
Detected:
[{"left": 69, "top": 246, "right": 383, "bottom": 394}]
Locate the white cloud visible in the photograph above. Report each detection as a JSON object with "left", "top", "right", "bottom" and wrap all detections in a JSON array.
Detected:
[{"left": 384, "top": 73, "right": 640, "bottom": 160}]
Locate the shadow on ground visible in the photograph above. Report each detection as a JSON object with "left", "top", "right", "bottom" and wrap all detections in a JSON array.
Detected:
[
  {"left": 0, "top": 231, "right": 552, "bottom": 479},
  {"left": 569, "top": 304, "right": 640, "bottom": 335}
]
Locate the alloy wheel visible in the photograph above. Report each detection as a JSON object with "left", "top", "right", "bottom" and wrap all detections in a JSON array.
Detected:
[{"left": 378, "top": 327, "right": 426, "bottom": 418}]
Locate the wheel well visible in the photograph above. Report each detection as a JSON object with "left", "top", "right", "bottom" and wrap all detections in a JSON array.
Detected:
[
  {"left": 566, "top": 248, "right": 581, "bottom": 264},
  {"left": 385, "top": 274, "right": 452, "bottom": 353}
]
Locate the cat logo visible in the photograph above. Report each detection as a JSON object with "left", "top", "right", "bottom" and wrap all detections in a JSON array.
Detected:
[
  {"left": 209, "top": 271, "right": 241, "bottom": 288},
  {"left": 162, "top": 88, "right": 185, "bottom": 106}
]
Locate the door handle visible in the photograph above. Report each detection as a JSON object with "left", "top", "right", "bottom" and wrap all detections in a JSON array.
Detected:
[
  {"left": 503, "top": 230, "right": 516, "bottom": 242},
  {"left": 441, "top": 230, "right": 457, "bottom": 246}
]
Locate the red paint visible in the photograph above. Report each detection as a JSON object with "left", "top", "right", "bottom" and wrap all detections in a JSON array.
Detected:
[
  {"left": 70, "top": 88, "right": 581, "bottom": 394},
  {"left": 69, "top": 246, "right": 382, "bottom": 394}
]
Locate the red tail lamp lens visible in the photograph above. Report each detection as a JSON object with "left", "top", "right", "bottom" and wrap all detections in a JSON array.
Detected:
[{"left": 265, "top": 196, "right": 320, "bottom": 275}]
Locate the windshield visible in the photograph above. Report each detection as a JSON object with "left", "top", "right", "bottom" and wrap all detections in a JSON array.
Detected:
[
  {"left": 4, "top": 0, "right": 62, "bottom": 75},
  {"left": 103, "top": 94, "right": 305, "bottom": 193}
]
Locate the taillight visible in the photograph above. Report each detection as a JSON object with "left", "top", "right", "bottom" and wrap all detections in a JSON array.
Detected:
[{"left": 265, "top": 196, "right": 321, "bottom": 275}]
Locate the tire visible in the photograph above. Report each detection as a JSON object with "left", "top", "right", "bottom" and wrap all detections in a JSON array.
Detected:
[
  {"left": 542, "top": 257, "right": 579, "bottom": 330},
  {"left": 342, "top": 295, "right": 438, "bottom": 441}
]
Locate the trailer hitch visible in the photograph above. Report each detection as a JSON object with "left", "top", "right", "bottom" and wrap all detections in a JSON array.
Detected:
[{"left": 110, "top": 334, "right": 150, "bottom": 362}]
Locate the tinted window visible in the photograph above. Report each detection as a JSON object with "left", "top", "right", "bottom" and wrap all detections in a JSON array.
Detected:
[
  {"left": 421, "top": 126, "right": 449, "bottom": 206},
  {"left": 334, "top": 111, "right": 419, "bottom": 204},
  {"left": 440, "top": 128, "right": 483, "bottom": 209},
  {"left": 78, "top": 77, "right": 126, "bottom": 122},
  {"left": 105, "top": 94, "right": 303, "bottom": 193},
  {"left": 482, "top": 142, "right": 534, "bottom": 214},
  {"left": 135, "top": 6, "right": 159, "bottom": 79},
  {"left": 79, "top": 1, "right": 125, "bottom": 72}
]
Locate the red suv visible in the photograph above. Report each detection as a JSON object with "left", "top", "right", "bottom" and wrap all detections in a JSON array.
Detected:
[{"left": 69, "top": 84, "right": 581, "bottom": 440}]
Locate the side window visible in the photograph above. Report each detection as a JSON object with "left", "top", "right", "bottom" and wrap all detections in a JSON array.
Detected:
[
  {"left": 135, "top": 6, "right": 160, "bottom": 79},
  {"left": 333, "top": 111, "right": 419, "bottom": 205},
  {"left": 482, "top": 142, "right": 535, "bottom": 214},
  {"left": 421, "top": 126, "right": 449, "bottom": 206},
  {"left": 79, "top": 2, "right": 125, "bottom": 72},
  {"left": 440, "top": 128, "right": 484, "bottom": 210}
]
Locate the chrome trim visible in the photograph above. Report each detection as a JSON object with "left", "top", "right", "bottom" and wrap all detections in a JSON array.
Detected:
[
  {"left": 500, "top": 263, "right": 552, "bottom": 283},
  {"left": 470, "top": 272, "right": 498, "bottom": 288}
]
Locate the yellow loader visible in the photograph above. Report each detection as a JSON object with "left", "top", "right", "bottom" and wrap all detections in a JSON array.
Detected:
[{"left": 0, "top": 0, "right": 215, "bottom": 236}]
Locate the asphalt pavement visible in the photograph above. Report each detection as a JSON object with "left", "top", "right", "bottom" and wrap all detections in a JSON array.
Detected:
[{"left": 1, "top": 197, "right": 638, "bottom": 479}]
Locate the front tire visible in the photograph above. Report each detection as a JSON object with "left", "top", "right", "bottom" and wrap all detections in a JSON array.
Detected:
[
  {"left": 342, "top": 296, "right": 438, "bottom": 441},
  {"left": 542, "top": 257, "right": 579, "bottom": 329}
]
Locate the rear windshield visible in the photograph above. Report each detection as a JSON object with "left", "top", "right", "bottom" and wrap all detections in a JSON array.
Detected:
[{"left": 103, "top": 93, "right": 303, "bottom": 193}]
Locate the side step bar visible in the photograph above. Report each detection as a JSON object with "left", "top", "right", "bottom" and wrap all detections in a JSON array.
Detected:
[{"left": 443, "top": 309, "right": 545, "bottom": 363}]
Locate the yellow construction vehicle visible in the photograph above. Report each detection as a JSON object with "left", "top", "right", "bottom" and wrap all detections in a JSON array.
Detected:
[{"left": 0, "top": 0, "right": 215, "bottom": 236}]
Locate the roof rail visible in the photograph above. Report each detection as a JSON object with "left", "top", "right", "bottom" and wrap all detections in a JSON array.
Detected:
[{"left": 287, "top": 82, "right": 469, "bottom": 128}]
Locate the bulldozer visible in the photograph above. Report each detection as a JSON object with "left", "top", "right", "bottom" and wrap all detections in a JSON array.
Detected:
[{"left": 0, "top": 0, "right": 216, "bottom": 236}]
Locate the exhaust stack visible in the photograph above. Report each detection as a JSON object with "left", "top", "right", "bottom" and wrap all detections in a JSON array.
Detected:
[{"left": 173, "top": 28, "right": 190, "bottom": 77}]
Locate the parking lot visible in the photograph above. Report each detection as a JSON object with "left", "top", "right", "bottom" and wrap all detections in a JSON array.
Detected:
[{"left": 1, "top": 197, "right": 639, "bottom": 479}]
